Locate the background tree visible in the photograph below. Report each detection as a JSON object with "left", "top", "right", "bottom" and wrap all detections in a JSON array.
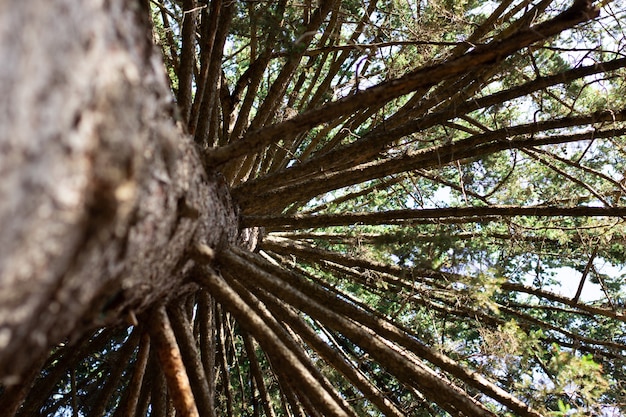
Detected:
[{"left": 0, "top": 0, "right": 625, "bottom": 416}]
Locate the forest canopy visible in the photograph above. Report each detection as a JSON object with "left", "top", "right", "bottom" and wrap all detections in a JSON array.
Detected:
[{"left": 1, "top": 0, "right": 626, "bottom": 416}]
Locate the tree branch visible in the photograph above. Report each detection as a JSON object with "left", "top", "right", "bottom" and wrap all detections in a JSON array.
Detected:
[
  {"left": 195, "top": 266, "right": 354, "bottom": 417},
  {"left": 236, "top": 57, "right": 626, "bottom": 199},
  {"left": 226, "top": 247, "right": 541, "bottom": 417},
  {"left": 168, "top": 302, "right": 215, "bottom": 415},
  {"left": 177, "top": 0, "right": 198, "bottom": 124},
  {"left": 244, "top": 205, "right": 626, "bottom": 229},
  {"left": 149, "top": 306, "right": 200, "bottom": 417},
  {"left": 205, "top": 0, "right": 599, "bottom": 165}
]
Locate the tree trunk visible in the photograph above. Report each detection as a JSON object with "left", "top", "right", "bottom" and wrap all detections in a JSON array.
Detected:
[{"left": 0, "top": 0, "right": 237, "bottom": 384}]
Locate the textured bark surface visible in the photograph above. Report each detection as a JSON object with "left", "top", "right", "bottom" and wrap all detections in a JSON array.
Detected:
[{"left": 0, "top": 0, "right": 237, "bottom": 383}]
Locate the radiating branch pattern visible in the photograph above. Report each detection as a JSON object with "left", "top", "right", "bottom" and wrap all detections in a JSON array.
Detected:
[{"left": 3, "top": 0, "right": 626, "bottom": 416}]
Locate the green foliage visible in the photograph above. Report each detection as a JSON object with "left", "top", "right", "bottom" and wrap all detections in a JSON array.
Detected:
[{"left": 544, "top": 346, "right": 610, "bottom": 416}]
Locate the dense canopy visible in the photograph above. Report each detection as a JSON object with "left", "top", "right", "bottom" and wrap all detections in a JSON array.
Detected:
[{"left": 2, "top": 0, "right": 626, "bottom": 416}]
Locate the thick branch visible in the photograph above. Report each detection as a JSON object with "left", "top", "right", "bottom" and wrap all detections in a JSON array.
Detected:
[
  {"left": 119, "top": 331, "right": 151, "bottom": 416},
  {"left": 149, "top": 306, "right": 199, "bottom": 417},
  {"left": 224, "top": 247, "right": 541, "bottom": 417},
  {"left": 189, "top": 0, "right": 222, "bottom": 134},
  {"left": 256, "top": 288, "right": 406, "bottom": 417},
  {"left": 177, "top": 0, "right": 198, "bottom": 124},
  {"left": 235, "top": 57, "right": 626, "bottom": 198},
  {"left": 244, "top": 205, "right": 626, "bottom": 229},
  {"left": 242, "top": 334, "right": 278, "bottom": 417},
  {"left": 205, "top": 0, "right": 599, "bottom": 165},
  {"left": 168, "top": 302, "right": 215, "bottom": 415},
  {"left": 240, "top": 126, "right": 625, "bottom": 212}
]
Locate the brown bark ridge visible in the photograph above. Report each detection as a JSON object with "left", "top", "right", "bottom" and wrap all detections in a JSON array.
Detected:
[{"left": 0, "top": 0, "right": 237, "bottom": 384}]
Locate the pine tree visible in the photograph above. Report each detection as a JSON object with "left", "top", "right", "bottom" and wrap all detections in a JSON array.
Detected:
[{"left": 1, "top": 0, "right": 625, "bottom": 415}]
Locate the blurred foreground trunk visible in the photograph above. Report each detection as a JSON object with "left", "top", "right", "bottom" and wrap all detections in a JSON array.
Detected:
[{"left": 0, "top": 0, "right": 237, "bottom": 384}]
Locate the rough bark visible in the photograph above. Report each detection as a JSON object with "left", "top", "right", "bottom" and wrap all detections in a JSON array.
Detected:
[{"left": 0, "top": 0, "right": 237, "bottom": 384}]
